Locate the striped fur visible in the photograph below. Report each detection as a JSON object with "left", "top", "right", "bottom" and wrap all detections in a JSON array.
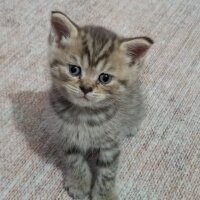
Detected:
[{"left": 48, "top": 11, "right": 153, "bottom": 200}]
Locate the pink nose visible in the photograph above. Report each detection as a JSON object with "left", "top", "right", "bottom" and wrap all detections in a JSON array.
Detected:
[{"left": 79, "top": 85, "right": 93, "bottom": 94}]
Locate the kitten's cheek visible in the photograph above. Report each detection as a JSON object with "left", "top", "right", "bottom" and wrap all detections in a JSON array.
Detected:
[
  {"left": 92, "top": 95, "right": 106, "bottom": 103},
  {"left": 64, "top": 89, "right": 78, "bottom": 102}
]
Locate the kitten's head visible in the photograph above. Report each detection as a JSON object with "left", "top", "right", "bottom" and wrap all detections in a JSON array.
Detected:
[{"left": 48, "top": 11, "right": 153, "bottom": 108}]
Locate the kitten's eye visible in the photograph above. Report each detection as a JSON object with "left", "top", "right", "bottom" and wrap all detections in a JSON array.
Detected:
[
  {"left": 98, "top": 73, "right": 112, "bottom": 85},
  {"left": 69, "top": 64, "right": 81, "bottom": 77}
]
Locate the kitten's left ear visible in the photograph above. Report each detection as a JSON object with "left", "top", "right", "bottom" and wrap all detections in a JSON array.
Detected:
[
  {"left": 120, "top": 37, "right": 154, "bottom": 65},
  {"left": 49, "top": 11, "right": 79, "bottom": 46}
]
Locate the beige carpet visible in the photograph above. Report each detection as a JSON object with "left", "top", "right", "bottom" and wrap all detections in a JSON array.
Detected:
[{"left": 1, "top": 0, "right": 200, "bottom": 199}]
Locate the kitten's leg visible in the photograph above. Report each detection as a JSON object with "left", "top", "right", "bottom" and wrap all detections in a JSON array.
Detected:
[
  {"left": 64, "top": 147, "right": 92, "bottom": 199},
  {"left": 91, "top": 146, "right": 120, "bottom": 200}
]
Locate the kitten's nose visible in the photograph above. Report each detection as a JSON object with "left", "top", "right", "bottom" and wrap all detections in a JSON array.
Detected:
[{"left": 79, "top": 85, "right": 93, "bottom": 94}]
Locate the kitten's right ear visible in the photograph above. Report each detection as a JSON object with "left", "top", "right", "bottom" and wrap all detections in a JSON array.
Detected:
[{"left": 49, "top": 11, "right": 79, "bottom": 46}]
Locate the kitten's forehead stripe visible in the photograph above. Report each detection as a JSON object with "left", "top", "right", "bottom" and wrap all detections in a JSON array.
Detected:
[
  {"left": 81, "top": 26, "right": 117, "bottom": 68},
  {"left": 81, "top": 34, "right": 91, "bottom": 66},
  {"left": 82, "top": 55, "right": 89, "bottom": 69},
  {"left": 94, "top": 40, "right": 115, "bottom": 66},
  {"left": 96, "top": 39, "right": 112, "bottom": 59},
  {"left": 86, "top": 34, "right": 94, "bottom": 64},
  {"left": 96, "top": 59, "right": 106, "bottom": 72},
  {"left": 70, "top": 55, "right": 77, "bottom": 63},
  {"left": 75, "top": 56, "right": 82, "bottom": 67}
]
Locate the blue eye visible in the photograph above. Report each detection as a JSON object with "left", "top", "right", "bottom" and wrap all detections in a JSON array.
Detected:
[
  {"left": 69, "top": 64, "right": 81, "bottom": 76},
  {"left": 98, "top": 73, "right": 112, "bottom": 85}
]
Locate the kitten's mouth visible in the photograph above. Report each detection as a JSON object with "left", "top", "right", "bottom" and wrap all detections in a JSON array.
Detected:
[{"left": 78, "top": 95, "right": 89, "bottom": 101}]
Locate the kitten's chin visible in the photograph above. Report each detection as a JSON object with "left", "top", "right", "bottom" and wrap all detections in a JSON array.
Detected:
[
  {"left": 72, "top": 97, "right": 94, "bottom": 108},
  {"left": 65, "top": 94, "right": 95, "bottom": 108},
  {"left": 67, "top": 94, "right": 110, "bottom": 108}
]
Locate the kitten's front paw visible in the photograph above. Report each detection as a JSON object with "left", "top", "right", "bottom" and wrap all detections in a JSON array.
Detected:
[
  {"left": 92, "top": 191, "right": 119, "bottom": 200},
  {"left": 65, "top": 183, "right": 90, "bottom": 199}
]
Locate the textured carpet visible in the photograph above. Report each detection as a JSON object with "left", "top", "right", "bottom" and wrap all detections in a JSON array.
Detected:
[{"left": 1, "top": 0, "right": 200, "bottom": 199}]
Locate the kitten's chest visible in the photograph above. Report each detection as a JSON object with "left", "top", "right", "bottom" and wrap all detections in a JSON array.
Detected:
[
  {"left": 59, "top": 106, "right": 120, "bottom": 146},
  {"left": 63, "top": 122, "right": 108, "bottom": 150},
  {"left": 51, "top": 96, "right": 124, "bottom": 149}
]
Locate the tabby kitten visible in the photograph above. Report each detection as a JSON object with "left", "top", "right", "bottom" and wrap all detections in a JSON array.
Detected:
[{"left": 48, "top": 11, "right": 153, "bottom": 200}]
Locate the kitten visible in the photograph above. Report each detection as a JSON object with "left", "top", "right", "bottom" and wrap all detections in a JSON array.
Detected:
[{"left": 48, "top": 11, "right": 153, "bottom": 200}]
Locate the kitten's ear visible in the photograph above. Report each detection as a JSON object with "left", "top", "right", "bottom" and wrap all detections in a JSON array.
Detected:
[
  {"left": 120, "top": 37, "right": 154, "bottom": 65},
  {"left": 50, "top": 11, "right": 79, "bottom": 46}
]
